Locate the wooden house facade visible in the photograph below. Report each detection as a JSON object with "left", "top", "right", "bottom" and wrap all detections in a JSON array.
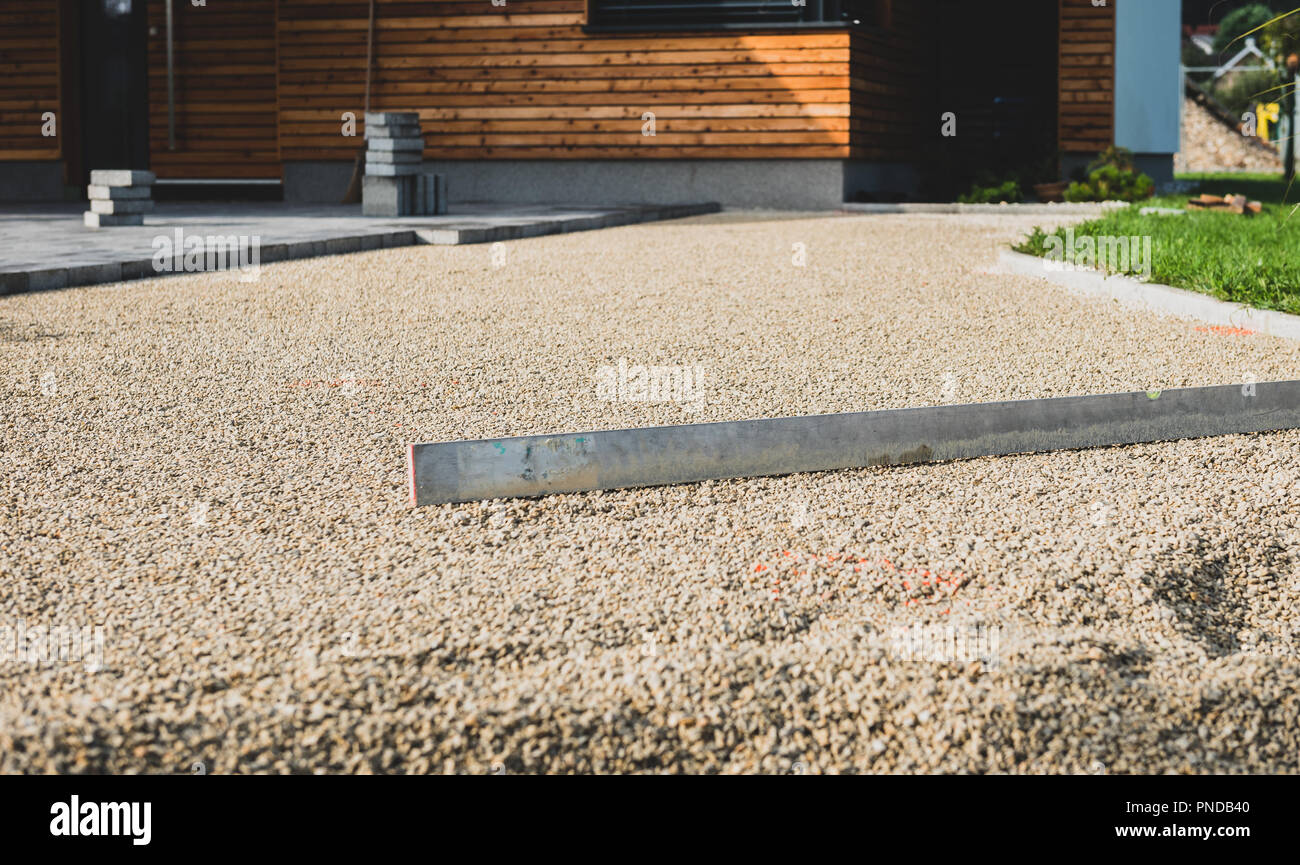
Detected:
[{"left": 0, "top": 0, "right": 1178, "bottom": 207}]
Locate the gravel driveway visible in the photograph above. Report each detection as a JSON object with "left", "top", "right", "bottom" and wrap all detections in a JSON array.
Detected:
[{"left": 3, "top": 211, "right": 1298, "bottom": 773}]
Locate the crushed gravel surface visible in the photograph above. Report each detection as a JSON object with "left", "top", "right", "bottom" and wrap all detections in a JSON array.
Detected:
[{"left": 2, "top": 211, "right": 1298, "bottom": 773}]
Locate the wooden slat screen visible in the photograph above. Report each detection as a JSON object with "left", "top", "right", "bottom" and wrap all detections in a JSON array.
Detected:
[
  {"left": 277, "top": 0, "right": 852, "bottom": 161},
  {"left": 1058, "top": 0, "right": 1115, "bottom": 153},
  {"left": 0, "top": 0, "right": 61, "bottom": 161},
  {"left": 849, "top": 0, "right": 925, "bottom": 161},
  {"left": 145, "top": 0, "right": 280, "bottom": 178}
]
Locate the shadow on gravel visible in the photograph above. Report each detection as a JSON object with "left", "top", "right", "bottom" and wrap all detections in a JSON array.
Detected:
[
  {"left": 1142, "top": 534, "right": 1293, "bottom": 658},
  {"left": 0, "top": 320, "right": 65, "bottom": 343}
]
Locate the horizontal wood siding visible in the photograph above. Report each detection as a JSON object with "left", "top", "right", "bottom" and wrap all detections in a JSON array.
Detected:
[
  {"left": 278, "top": 0, "right": 851, "bottom": 160},
  {"left": 0, "top": 0, "right": 60, "bottom": 161},
  {"left": 1059, "top": 0, "right": 1114, "bottom": 153},
  {"left": 0, "top": 2, "right": 1118, "bottom": 177},
  {"left": 145, "top": 0, "right": 280, "bottom": 178},
  {"left": 849, "top": 0, "right": 929, "bottom": 161}
]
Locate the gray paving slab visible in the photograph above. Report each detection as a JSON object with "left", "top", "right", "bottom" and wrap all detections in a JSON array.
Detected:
[
  {"left": 364, "top": 111, "right": 419, "bottom": 126},
  {"left": 367, "top": 138, "right": 424, "bottom": 152},
  {"left": 365, "top": 162, "right": 422, "bottom": 176},
  {"left": 88, "top": 185, "right": 152, "bottom": 200},
  {"left": 364, "top": 124, "right": 421, "bottom": 139},
  {"left": 89, "top": 199, "right": 155, "bottom": 215},
  {"left": 0, "top": 201, "right": 720, "bottom": 295},
  {"left": 88, "top": 169, "right": 155, "bottom": 187},
  {"left": 83, "top": 212, "right": 144, "bottom": 228},
  {"left": 366, "top": 151, "right": 423, "bottom": 164}
]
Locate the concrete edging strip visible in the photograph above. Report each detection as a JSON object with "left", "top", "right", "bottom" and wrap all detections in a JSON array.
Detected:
[
  {"left": 998, "top": 248, "right": 1300, "bottom": 341},
  {"left": 408, "top": 380, "right": 1300, "bottom": 505},
  {"left": 842, "top": 202, "right": 1128, "bottom": 215},
  {"left": 0, "top": 203, "right": 720, "bottom": 296}
]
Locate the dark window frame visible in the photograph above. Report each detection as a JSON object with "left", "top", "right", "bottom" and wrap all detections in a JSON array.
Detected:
[{"left": 583, "top": 0, "right": 882, "bottom": 33}]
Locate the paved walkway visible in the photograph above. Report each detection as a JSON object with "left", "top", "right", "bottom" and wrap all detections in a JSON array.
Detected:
[{"left": 0, "top": 201, "right": 718, "bottom": 294}]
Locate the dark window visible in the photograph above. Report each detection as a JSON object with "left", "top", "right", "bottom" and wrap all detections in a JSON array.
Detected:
[{"left": 585, "top": 0, "right": 877, "bottom": 32}]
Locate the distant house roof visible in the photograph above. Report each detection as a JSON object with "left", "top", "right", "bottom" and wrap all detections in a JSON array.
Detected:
[{"left": 1215, "top": 37, "right": 1275, "bottom": 78}]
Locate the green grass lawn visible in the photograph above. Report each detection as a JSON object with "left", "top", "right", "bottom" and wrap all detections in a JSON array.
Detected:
[{"left": 1014, "top": 173, "right": 1300, "bottom": 315}]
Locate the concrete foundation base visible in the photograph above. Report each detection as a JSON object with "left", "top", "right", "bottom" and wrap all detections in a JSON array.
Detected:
[
  {"left": 1132, "top": 154, "right": 1176, "bottom": 186},
  {"left": 286, "top": 159, "right": 921, "bottom": 210},
  {"left": 0, "top": 160, "right": 67, "bottom": 202},
  {"left": 9, "top": 155, "right": 1180, "bottom": 207},
  {"left": 283, "top": 161, "right": 355, "bottom": 204}
]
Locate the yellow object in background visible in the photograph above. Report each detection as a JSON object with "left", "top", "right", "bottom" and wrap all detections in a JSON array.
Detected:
[{"left": 1257, "top": 102, "right": 1281, "bottom": 140}]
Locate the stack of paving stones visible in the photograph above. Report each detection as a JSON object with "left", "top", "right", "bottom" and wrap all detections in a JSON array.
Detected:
[
  {"left": 84, "top": 170, "right": 155, "bottom": 228},
  {"left": 362, "top": 112, "right": 447, "bottom": 217}
]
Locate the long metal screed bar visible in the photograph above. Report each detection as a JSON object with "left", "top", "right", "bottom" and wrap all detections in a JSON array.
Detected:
[{"left": 407, "top": 380, "right": 1300, "bottom": 506}]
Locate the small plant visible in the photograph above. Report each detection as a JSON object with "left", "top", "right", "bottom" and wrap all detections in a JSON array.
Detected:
[
  {"left": 1064, "top": 148, "right": 1154, "bottom": 202},
  {"left": 1064, "top": 166, "right": 1154, "bottom": 203},
  {"left": 1085, "top": 146, "right": 1136, "bottom": 174},
  {"left": 957, "top": 177, "right": 1022, "bottom": 204}
]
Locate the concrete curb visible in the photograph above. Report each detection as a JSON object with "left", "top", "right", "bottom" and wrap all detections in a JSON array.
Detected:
[
  {"left": 413, "top": 203, "right": 718, "bottom": 245},
  {"left": 842, "top": 202, "right": 1128, "bottom": 215},
  {"left": 997, "top": 249, "right": 1300, "bottom": 342},
  {"left": 0, "top": 202, "right": 720, "bottom": 296}
]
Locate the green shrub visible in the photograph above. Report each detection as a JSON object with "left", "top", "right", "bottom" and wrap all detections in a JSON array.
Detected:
[
  {"left": 1064, "top": 164, "right": 1155, "bottom": 203},
  {"left": 1212, "top": 68, "right": 1283, "bottom": 122},
  {"left": 1085, "top": 145, "right": 1136, "bottom": 174},
  {"left": 957, "top": 178, "right": 1022, "bottom": 204},
  {"left": 1212, "top": 4, "right": 1275, "bottom": 54},
  {"left": 1258, "top": 4, "right": 1300, "bottom": 57}
]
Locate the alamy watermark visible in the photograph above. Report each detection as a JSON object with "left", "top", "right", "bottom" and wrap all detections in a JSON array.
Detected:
[
  {"left": 1042, "top": 227, "right": 1152, "bottom": 279},
  {"left": 152, "top": 228, "right": 261, "bottom": 281},
  {"left": 0, "top": 619, "right": 107, "bottom": 672},
  {"left": 596, "top": 358, "right": 707, "bottom": 409},
  {"left": 50, "top": 796, "right": 150, "bottom": 846},
  {"left": 888, "top": 623, "right": 1002, "bottom": 666}
]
